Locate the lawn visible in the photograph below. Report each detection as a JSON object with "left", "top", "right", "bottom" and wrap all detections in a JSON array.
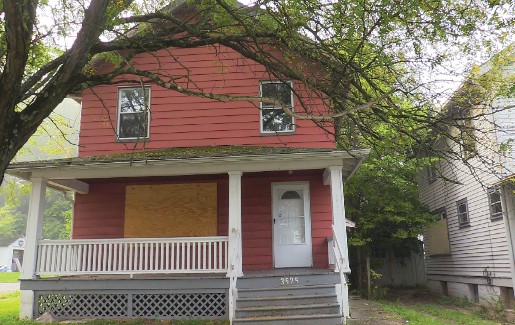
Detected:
[
  {"left": 376, "top": 288, "right": 513, "bottom": 325},
  {"left": 0, "top": 272, "right": 20, "bottom": 283}
]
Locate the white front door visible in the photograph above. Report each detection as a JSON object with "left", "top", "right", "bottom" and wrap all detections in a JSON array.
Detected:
[{"left": 272, "top": 183, "right": 312, "bottom": 268}]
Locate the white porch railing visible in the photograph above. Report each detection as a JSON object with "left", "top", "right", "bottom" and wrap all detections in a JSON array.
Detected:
[
  {"left": 36, "top": 237, "right": 228, "bottom": 275},
  {"left": 332, "top": 225, "right": 350, "bottom": 321}
]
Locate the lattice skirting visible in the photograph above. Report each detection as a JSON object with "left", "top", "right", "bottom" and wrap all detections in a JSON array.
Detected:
[{"left": 35, "top": 291, "right": 227, "bottom": 320}]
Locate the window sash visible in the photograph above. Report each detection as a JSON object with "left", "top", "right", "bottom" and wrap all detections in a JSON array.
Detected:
[
  {"left": 488, "top": 187, "right": 503, "bottom": 219},
  {"left": 456, "top": 199, "right": 469, "bottom": 226},
  {"left": 117, "top": 87, "right": 150, "bottom": 140},
  {"left": 260, "top": 81, "right": 294, "bottom": 133}
]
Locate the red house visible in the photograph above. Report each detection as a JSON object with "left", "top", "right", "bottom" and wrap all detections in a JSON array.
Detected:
[{"left": 7, "top": 10, "right": 368, "bottom": 324}]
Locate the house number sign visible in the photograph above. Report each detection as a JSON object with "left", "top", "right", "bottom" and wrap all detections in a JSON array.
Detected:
[{"left": 280, "top": 276, "right": 299, "bottom": 285}]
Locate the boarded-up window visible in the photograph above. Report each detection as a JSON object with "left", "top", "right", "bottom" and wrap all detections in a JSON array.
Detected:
[{"left": 124, "top": 183, "right": 217, "bottom": 238}]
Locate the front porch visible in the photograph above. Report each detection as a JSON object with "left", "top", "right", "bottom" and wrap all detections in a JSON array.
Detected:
[{"left": 7, "top": 147, "right": 369, "bottom": 323}]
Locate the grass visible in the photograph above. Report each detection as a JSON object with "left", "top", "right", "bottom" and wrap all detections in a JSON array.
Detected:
[
  {"left": 376, "top": 288, "right": 508, "bottom": 325},
  {"left": 0, "top": 272, "right": 20, "bottom": 283}
]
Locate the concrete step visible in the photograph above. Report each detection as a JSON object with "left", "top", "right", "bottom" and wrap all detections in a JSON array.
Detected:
[
  {"left": 233, "top": 313, "right": 343, "bottom": 325},
  {"left": 238, "top": 272, "right": 339, "bottom": 289},
  {"left": 237, "top": 293, "right": 338, "bottom": 308},
  {"left": 235, "top": 302, "right": 341, "bottom": 318},
  {"left": 238, "top": 284, "right": 336, "bottom": 298}
]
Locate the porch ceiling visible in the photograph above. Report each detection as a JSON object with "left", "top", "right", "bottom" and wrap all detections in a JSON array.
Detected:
[{"left": 6, "top": 146, "right": 369, "bottom": 184}]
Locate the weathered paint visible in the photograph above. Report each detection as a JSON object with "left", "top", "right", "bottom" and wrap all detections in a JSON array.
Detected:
[
  {"left": 73, "top": 170, "right": 332, "bottom": 270},
  {"left": 79, "top": 45, "right": 335, "bottom": 157}
]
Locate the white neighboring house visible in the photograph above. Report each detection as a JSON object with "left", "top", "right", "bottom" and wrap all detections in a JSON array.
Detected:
[
  {"left": 0, "top": 237, "right": 25, "bottom": 271},
  {"left": 419, "top": 60, "right": 515, "bottom": 308}
]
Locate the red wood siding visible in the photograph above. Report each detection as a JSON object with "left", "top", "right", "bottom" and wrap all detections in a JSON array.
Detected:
[
  {"left": 241, "top": 170, "right": 331, "bottom": 270},
  {"left": 79, "top": 46, "right": 335, "bottom": 157},
  {"left": 72, "top": 170, "right": 332, "bottom": 270}
]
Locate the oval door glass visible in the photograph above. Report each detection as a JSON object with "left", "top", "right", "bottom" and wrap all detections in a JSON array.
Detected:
[{"left": 278, "top": 190, "right": 305, "bottom": 245}]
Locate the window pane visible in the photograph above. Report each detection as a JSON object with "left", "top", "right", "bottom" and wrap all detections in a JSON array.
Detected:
[
  {"left": 262, "top": 109, "right": 293, "bottom": 132},
  {"left": 458, "top": 204, "right": 467, "bottom": 214},
  {"left": 261, "top": 82, "right": 292, "bottom": 107},
  {"left": 119, "top": 113, "right": 148, "bottom": 138},
  {"left": 120, "top": 88, "right": 149, "bottom": 113},
  {"left": 492, "top": 202, "right": 503, "bottom": 215}
]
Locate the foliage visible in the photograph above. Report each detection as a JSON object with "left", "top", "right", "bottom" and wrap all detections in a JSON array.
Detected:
[
  {"left": 0, "top": 179, "right": 72, "bottom": 240},
  {"left": 345, "top": 125, "right": 436, "bottom": 253},
  {"left": 0, "top": 0, "right": 514, "bottom": 181}
]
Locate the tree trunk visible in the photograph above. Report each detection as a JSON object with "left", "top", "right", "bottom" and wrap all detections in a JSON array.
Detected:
[
  {"left": 366, "top": 255, "right": 371, "bottom": 300},
  {"left": 357, "top": 246, "right": 363, "bottom": 294}
]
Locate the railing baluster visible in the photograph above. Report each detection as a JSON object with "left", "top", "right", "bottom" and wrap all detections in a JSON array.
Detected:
[
  {"left": 218, "top": 241, "right": 224, "bottom": 270},
  {"left": 180, "top": 242, "right": 185, "bottom": 271},
  {"left": 202, "top": 242, "right": 207, "bottom": 270},
  {"left": 208, "top": 241, "right": 212, "bottom": 270}
]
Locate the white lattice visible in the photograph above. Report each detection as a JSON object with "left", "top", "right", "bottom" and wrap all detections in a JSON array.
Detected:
[
  {"left": 133, "top": 293, "right": 226, "bottom": 317},
  {"left": 37, "top": 294, "right": 128, "bottom": 318},
  {"left": 36, "top": 292, "right": 226, "bottom": 319}
]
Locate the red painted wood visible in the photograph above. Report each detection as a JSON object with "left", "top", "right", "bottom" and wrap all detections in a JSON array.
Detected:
[
  {"left": 72, "top": 170, "right": 333, "bottom": 271},
  {"left": 79, "top": 45, "right": 335, "bottom": 157}
]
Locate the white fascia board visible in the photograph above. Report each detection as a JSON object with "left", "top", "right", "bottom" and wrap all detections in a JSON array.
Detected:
[{"left": 8, "top": 150, "right": 370, "bottom": 180}]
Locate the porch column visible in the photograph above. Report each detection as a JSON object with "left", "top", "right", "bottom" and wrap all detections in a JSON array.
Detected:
[
  {"left": 20, "top": 177, "right": 47, "bottom": 319},
  {"left": 227, "top": 171, "right": 243, "bottom": 276},
  {"left": 325, "top": 166, "right": 350, "bottom": 319},
  {"left": 500, "top": 184, "right": 515, "bottom": 294}
]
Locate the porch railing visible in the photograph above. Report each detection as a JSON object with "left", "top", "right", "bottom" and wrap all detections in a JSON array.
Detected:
[
  {"left": 332, "top": 225, "right": 350, "bottom": 320},
  {"left": 36, "top": 236, "right": 229, "bottom": 275}
]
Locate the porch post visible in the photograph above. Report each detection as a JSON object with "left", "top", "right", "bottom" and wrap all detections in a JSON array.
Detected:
[
  {"left": 227, "top": 171, "right": 243, "bottom": 276},
  {"left": 328, "top": 166, "right": 349, "bottom": 268},
  {"left": 327, "top": 166, "right": 350, "bottom": 320},
  {"left": 20, "top": 177, "right": 47, "bottom": 319}
]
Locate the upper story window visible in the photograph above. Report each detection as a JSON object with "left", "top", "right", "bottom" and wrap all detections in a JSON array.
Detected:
[
  {"left": 427, "top": 166, "right": 437, "bottom": 184},
  {"left": 458, "top": 107, "right": 476, "bottom": 158},
  {"left": 487, "top": 187, "right": 503, "bottom": 220},
  {"left": 260, "top": 81, "right": 294, "bottom": 133},
  {"left": 456, "top": 198, "right": 470, "bottom": 227},
  {"left": 117, "top": 87, "right": 150, "bottom": 140}
]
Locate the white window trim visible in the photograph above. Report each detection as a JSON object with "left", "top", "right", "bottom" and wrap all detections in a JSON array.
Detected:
[
  {"left": 259, "top": 80, "right": 295, "bottom": 134},
  {"left": 117, "top": 86, "right": 151, "bottom": 141},
  {"left": 487, "top": 187, "right": 503, "bottom": 220},
  {"left": 456, "top": 198, "right": 470, "bottom": 227}
]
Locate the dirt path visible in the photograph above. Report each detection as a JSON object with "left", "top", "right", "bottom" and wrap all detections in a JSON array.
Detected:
[
  {"left": 348, "top": 295, "right": 403, "bottom": 324},
  {"left": 0, "top": 283, "right": 19, "bottom": 294}
]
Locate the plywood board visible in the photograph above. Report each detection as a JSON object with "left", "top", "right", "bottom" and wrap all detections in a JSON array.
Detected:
[
  {"left": 124, "top": 183, "right": 217, "bottom": 238},
  {"left": 427, "top": 219, "right": 451, "bottom": 256}
]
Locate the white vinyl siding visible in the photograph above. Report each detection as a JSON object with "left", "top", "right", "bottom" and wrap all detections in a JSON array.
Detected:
[{"left": 418, "top": 108, "right": 513, "bottom": 282}]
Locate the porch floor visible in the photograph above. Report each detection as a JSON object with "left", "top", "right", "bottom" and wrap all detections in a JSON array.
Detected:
[{"left": 35, "top": 268, "right": 334, "bottom": 280}]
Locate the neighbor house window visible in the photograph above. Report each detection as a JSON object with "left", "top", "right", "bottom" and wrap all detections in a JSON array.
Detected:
[
  {"left": 456, "top": 198, "right": 470, "bottom": 227},
  {"left": 458, "top": 107, "right": 476, "bottom": 158},
  {"left": 427, "top": 166, "right": 438, "bottom": 184},
  {"left": 117, "top": 86, "right": 150, "bottom": 140},
  {"left": 487, "top": 187, "right": 503, "bottom": 220},
  {"left": 260, "top": 81, "right": 294, "bottom": 133},
  {"left": 432, "top": 207, "right": 447, "bottom": 220}
]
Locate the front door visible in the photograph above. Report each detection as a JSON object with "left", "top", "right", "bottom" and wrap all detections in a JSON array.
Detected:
[{"left": 272, "top": 183, "right": 312, "bottom": 268}]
